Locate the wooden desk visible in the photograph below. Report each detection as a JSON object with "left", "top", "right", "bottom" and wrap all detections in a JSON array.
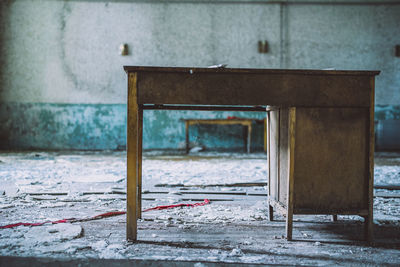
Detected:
[
  {"left": 123, "top": 66, "right": 379, "bottom": 242},
  {"left": 183, "top": 118, "right": 266, "bottom": 153}
]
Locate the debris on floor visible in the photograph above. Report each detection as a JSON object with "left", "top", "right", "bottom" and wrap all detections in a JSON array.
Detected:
[{"left": 0, "top": 151, "right": 399, "bottom": 265}]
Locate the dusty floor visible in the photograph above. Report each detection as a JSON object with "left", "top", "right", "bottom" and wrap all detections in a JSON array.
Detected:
[{"left": 0, "top": 151, "right": 399, "bottom": 266}]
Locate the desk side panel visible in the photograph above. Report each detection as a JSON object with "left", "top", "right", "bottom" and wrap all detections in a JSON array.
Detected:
[
  {"left": 137, "top": 72, "right": 371, "bottom": 107},
  {"left": 293, "top": 107, "right": 369, "bottom": 213}
]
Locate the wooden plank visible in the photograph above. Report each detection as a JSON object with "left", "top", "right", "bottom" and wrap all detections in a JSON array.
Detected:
[
  {"left": 137, "top": 72, "right": 373, "bottom": 107},
  {"left": 374, "top": 184, "right": 400, "bottom": 190},
  {"left": 286, "top": 107, "right": 296, "bottom": 241},
  {"left": 127, "top": 72, "right": 138, "bottom": 241},
  {"left": 374, "top": 192, "right": 400, "bottom": 198},
  {"left": 137, "top": 107, "right": 143, "bottom": 219},
  {"left": 27, "top": 192, "right": 68, "bottom": 196}
]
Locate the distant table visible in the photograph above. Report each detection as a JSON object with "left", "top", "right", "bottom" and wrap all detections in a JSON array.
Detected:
[
  {"left": 183, "top": 118, "right": 266, "bottom": 153},
  {"left": 123, "top": 66, "right": 379, "bottom": 242}
]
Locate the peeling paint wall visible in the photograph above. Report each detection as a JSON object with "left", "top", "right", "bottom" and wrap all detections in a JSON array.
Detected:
[
  {"left": 0, "top": 0, "right": 399, "bottom": 150},
  {"left": 0, "top": 103, "right": 265, "bottom": 150}
]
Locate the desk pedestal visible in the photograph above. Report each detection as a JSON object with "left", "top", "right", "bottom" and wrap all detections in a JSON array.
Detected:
[{"left": 267, "top": 107, "right": 374, "bottom": 241}]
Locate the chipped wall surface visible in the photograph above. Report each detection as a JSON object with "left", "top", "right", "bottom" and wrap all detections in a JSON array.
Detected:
[
  {"left": 0, "top": 0, "right": 281, "bottom": 104},
  {"left": 0, "top": 0, "right": 399, "bottom": 150},
  {"left": 0, "top": 103, "right": 266, "bottom": 150}
]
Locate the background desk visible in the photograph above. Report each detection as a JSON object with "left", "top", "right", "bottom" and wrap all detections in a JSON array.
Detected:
[
  {"left": 124, "top": 66, "right": 379, "bottom": 242},
  {"left": 182, "top": 118, "right": 266, "bottom": 153}
]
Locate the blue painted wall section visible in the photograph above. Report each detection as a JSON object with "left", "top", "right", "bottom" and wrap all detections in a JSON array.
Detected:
[
  {"left": 0, "top": 103, "right": 126, "bottom": 150},
  {"left": 1, "top": 103, "right": 399, "bottom": 151},
  {"left": 375, "top": 105, "right": 400, "bottom": 121},
  {"left": 0, "top": 103, "right": 266, "bottom": 151}
]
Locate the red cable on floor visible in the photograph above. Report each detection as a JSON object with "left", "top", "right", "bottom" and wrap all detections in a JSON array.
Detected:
[
  {"left": 143, "top": 198, "right": 210, "bottom": 212},
  {"left": 0, "top": 199, "right": 210, "bottom": 229}
]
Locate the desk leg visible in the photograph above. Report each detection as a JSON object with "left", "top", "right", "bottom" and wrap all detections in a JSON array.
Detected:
[
  {"left": 268, "top": 204, "right": 274, "bottom": 221},
  {"left": 267, "top": 112, "right": 273, "bottom": 221},
  {"left": 264, "top": 119, "right": 267, "bottom": 153},
  {"left": 365, "top": 215, "right": 373, "bottom": 242},
  {"left": 243, "top": 126, "right": 247, "bottom": 153},
  {"left": 137, "top": 108, "right": 143, "bottom": 219},
  {"left": 127, "top": 72, "right": 138, "bottom": 241},
  {"left": 243, "top": 125, "right": 252, "bottom": 153},
  {"left": 286, "top": 107, "right": 296, "bottom": 241},
  {"left": 366, "top": 77, "right": 375, "bottom": 243},
  {"left": 185, "top": 121, "right": 190, "bottom": 154},
  {"left": 247, "top": 125, "right": 252, "bottom": 153}
]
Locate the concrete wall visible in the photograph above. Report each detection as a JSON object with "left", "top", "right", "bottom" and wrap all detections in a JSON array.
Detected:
[
  {"left": 0, "top": 0, "right": 399, "bottom": 150},
  {"left": 286, "top": 3, "right": 400, "bottom": 105},
  {"left": 0, "top": 0, "right": 281, "bottom": 104}
]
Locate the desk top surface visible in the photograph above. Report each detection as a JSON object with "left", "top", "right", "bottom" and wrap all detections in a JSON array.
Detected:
[
  {"left": 124, "top": 66, "right": 380, "bottom": 76},
  {"left": 125, "top": 66, "right": 379, "bottom": 107}
]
